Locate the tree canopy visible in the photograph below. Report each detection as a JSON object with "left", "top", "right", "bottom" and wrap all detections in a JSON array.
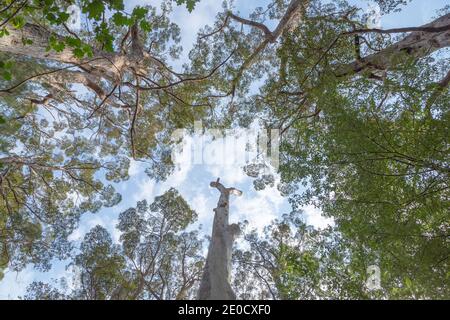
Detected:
[{"left": 0, "top": 0, "right": 448, "bottom": 299}]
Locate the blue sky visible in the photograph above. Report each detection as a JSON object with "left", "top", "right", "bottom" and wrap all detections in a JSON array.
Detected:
[{"left": 0, "top": 0, "right": 448, "bottom": 299}]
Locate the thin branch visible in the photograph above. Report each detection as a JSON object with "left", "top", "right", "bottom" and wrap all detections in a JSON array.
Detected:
[
  {"left": 199, "top": 14, "right": 230, "bottom": 40},
  {"left": 128, "top": 50, "right": 235, "bottom": 91},
  {"left": 228, "top": 12, "right": 273, "bottom": 40},
  {"left": 130, "top": 77, "right": 141, "bottom": 159},
  {"left": 426, "top": 68, "right": 450, "bottom": 110},
  {"left": 0, "top": 0, "right": 27, "bottom": 28},
  {"left": 88, "top": 84, "right": 118, "bottom": 119},
  {"left": 345, "top": 24, "right": 450, "bottom": 35}
]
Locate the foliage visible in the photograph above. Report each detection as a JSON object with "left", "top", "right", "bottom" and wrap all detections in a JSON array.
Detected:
[
  {"left": 2, "top": 0, "right": 450, "bottom": 300},
  {"left": 225, "top": 0, "right": 449, "bottom": 299},
  {"left": 0, "top": 1, "right": 199, "bottom": 57},
  {"left": 233, "top": 213, "right": 365, "bottom": 299},
  {"left": 0, "top": 0, "right": 203, "bottom": 276},
  {"left": 23, "top": 188, "right": 204, "bottom": 300}
]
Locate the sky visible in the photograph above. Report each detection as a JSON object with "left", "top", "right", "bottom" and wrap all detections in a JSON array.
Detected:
[{"left": 0, "top": 0, "right": 448, "bottom": 299}]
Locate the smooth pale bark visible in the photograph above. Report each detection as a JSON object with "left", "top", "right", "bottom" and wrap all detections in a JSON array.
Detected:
[
  {"left": 335, "top": 13, "right": 450, "bottom": 77},
  {"left": 0, "top": 23, "right": 127, "bottom": 81},
  {"left": 231, "top": 0, "right": 308, "bottom": 86},
  {"left": 197, "top": 178, "right": 242, "bottom": 300},
  {"left": 0, "top": 22, "right": 161, "bottom": 96},
  {"left": 227, "top": 3, "right": 449, "bottom": 80}
]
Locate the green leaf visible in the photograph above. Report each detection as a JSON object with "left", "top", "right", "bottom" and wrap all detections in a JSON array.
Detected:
[
  {"left": 175, "top": 0, "right": 199, "bottom": 13},
  {"left": 140, "top": 20, "right": 152, "bottom": 32},
  {"left": 46, "top": 12, "right": 57, "bottom": 23},
  {"left": 108, "top": 0, "right": 125, "bottom": 11},
  {"left": 2, "top": 71, "right": 12, "bottom": 81},
  {"left": 185, "top": 0, "right": 199, "bottom": 12},
  {"left": 405, "top": 277, "right": 412, "bottom": 288},
  {"left": 82, "top": 44, "right": 94, "bottom": 57},
  {"left": 57, "top": 12, "right": 70, "bottom": 23},
  {"left": 95, "top": 23, "right": 114, "bottom": 52},
  {"left": 83, "top": 0, "right": 105, "bottom": 20},
  {"left": 112, "top": 12, "right": 131, "bottom": 26},
  {"left": 132, "top": 7, "right": 148, "bottom": 20},
  {"left": 49, "top": 35, "right": 66, "bottom": 52},
  {"left": 73, "top": 47, "right": 84, "bottom": 58},
  {"left": 4, "top": 60, "right": 13, "bottom": 69},
  {"left": 11, "top": 16, "right": 26, "bottom": 29},
  {"left": 21, "top": 38, "right": 33, "bottom": 45},
  {"left": 0, "top": 28, "right": 9, "bottom": 37},
  {"left": 65, "top": 36, "right": 82, "bottom": 48}
]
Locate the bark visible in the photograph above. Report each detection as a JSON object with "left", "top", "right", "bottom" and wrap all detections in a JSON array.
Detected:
[
  {"left": 197, "top": 178, "right": 242, "bottom": 300},
  {"left": 225, "top": 3, "right": 449, "bottom": 82},
  {"left": 230, "top": 0, "right": 308, "bottom": 89},
  {"left": 0, "top": 23, "right": 127, "bottom": 81},
  {"left": 41, "top": 70, "right": 106, "bottom": 98},
  {"left": 0, "top": 22, "right": 170, "bottom": 99},
  {"left": 335, "top": 13, "right": 450, "bottom": 77},
  {"left": 0, "top": 21, "right": 225, "bottom": 115}
]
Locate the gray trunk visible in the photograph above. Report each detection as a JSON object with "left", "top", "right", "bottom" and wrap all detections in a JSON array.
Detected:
[
  {"left": 335, "top": 13, "right": 450, "bottom": 77},
  {"left": 0, "top": 23, "right": 126, "bottom": 81},
  {"left": 197, "top": 178, "right": 242, "bottom": 300}
]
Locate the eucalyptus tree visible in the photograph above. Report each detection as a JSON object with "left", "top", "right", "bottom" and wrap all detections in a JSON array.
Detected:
[
  {"left": 0, "top": 54, "right": 126, "bottom": 278},
  {"left": 23, "top": 188, "right": 204, "bottom": 300},
  {"left": 0, "top": 0, "right": 221, "bottom": 277},
  {"left": 188, "top": 0, "right": 449, "bottom": 298},
  {"left": 232, "top": 212, "right": 366, "bottom": 300},
  {"left": 198, "top": 178, "right": 242, "bottom": 300},
  {"left": 4, "top": 0, "right": 450, "bottom": 299},
  {"left": 233, "top": 211, "right": 449, "bottom": 299}
]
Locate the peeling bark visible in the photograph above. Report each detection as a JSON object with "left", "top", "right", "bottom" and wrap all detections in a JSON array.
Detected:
[{"left": 198, "top": 178, "right": 242, "bottom": 300}]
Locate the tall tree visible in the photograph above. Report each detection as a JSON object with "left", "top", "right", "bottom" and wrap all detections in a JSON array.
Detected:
[
  {"left": 198, "top": 178, "right": 242, "bottom": 300},
  {"left": 190, "top": 0, "right": 449, "bottom": 298},
  {"left": 233, "top": 210, "right": 449, "bottom": 299},
  {"left": 232, "top": 212, "right": 366, "bottom": 300},
  {"left": 4, "top": 0, "right": 450, "bottom": 299},
  {"left": 24, "top": 188, "right": 204, "bottom": 300},
  {"left": 0, "top": 0, "right": 211, "bottom": 276}
]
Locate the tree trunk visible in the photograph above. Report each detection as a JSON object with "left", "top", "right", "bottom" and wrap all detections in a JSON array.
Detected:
[
  {"left": 335, "top": 13, "right": 450, "bottom": 77},
  {"left": 0, "top": 23, "right": 127, "bottom": 81},
  {"left": 197, "top": 178, "right": 242, "bottom": 300}
]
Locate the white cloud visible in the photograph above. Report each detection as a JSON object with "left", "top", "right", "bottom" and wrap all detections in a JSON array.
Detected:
[
  {"left": 131, "top": 176, "right": 156, "bottom": 203},
  {"left": 231, "top": 185, "right": 285, "bottom": 232},
  {"left": 206, "top": 163, "right": 248, "bottom": 186},
  {"left": 190, "top": 192, "right": 211, "bottom": 222},
  {"left": 67, "top": 228, "right": 83, "bottom": 242},
  {"left": 128, "top": 159, "right": 141, "bottom": 177},
  {"left": 302, "top": 204, "right": 334, "bottom": 230}
]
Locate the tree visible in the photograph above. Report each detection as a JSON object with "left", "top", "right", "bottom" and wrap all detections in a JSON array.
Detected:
[
  {"left": 198, "top": 178, "right": 242, "bottom": 300},
  {"left": 0, "top": 0, "right": 218, "bottom": 164},
  {"left": 6, "top": 0, "right": 450, "bottom": 299},
  {"left": 0, "top": 0, "right": 212, "bottom": 277},
  {"left": 232, "top": 212, "right": 367, "bottom": 300},
  {"left": 192, "top": 0, "right": 449, "bottom": 298},
  {"left": 0, "top": 70, "right": 126, "bottom": 276},
  {"left": 233, "top": 210, "right": 449, "bottom": 300},
  {"left": 24, "top": 188, "right": 204, "bottom": 300}
]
